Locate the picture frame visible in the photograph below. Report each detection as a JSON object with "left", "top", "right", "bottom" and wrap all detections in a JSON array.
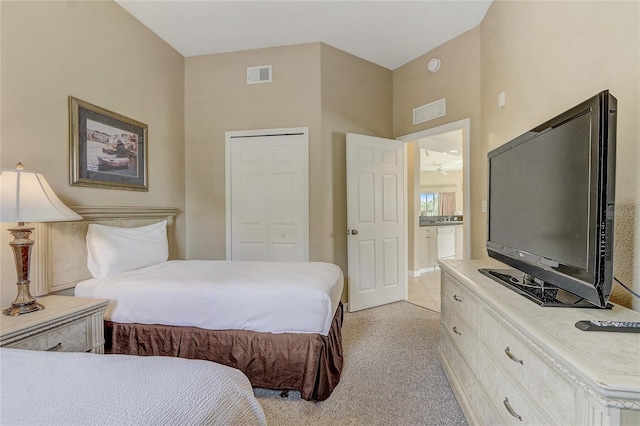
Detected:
[{"left": 69, "top": 96, "right": 148, "bottom": 191}]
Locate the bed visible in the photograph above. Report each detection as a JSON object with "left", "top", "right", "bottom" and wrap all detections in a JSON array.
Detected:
[
  {"left": 38, "top": 206, "right": 344, "bottom": 401},
  {"left": 0, "top": 347, "right": 266, "bottom": 426}
]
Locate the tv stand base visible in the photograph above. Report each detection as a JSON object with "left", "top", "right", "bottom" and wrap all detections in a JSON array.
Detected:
[{"left": 478, "top": 268, "right": 612, "bottom": 308}]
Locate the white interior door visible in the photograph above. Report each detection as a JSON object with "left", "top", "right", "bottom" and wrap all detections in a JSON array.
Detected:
[
  {"left": 226, "top": 128, "right": 309, "bottom": 261},
  {"left": 347, "top": 133, "right": 406, "bottom": 312}
]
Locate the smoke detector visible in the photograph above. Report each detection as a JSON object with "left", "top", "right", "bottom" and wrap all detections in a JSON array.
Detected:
[{"left": 427, "top": 58, "right": 441, "bottom": 73}]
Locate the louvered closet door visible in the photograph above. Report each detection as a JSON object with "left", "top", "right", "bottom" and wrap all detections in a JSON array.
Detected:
[{"left": 227, "top": 128, "right": 309, "bottom": 261}]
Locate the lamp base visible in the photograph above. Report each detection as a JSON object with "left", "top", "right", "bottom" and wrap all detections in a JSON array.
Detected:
[
  {"left": 3, "top": 300, "right": 45, "bottom": 317},
  {"left": 3, "top": 225, "right": 46, "bottom": 317}
]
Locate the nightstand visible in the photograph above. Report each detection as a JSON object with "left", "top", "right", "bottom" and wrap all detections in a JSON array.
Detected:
[{"left": 0, "top": 295, "right": 109, "bottom": 354}]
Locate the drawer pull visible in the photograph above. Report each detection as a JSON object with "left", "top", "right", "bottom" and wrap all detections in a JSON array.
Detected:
[
  {"left": 503, "top": 397, "right": 523, "bottom": 421},
  {"left": 452, "top": 326, "right": 462, "bottom": 336},
  {"left": 505, "top": 347, "right": 524, "bottom": 365},
  {"left": 453, "top": 294, "right": 462, "bottom": 302},
  {"left": 46, "top": 343, "right": 62, "bottom": 352}
]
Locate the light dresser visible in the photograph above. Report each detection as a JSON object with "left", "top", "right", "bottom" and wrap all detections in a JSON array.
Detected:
[
  {"left": 439, "top": 259, "right": 640, "bottom": 425},
  {"left": 0, "top": 295, "right": 108, "bottom": 354}
]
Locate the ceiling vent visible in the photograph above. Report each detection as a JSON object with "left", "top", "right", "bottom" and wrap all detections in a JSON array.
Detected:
[
  {"left": 413, "top": 98, "right": 446, "bottom": 124},
  {"left": 247, "top": 65, "right": 272, "bottom": 85}
]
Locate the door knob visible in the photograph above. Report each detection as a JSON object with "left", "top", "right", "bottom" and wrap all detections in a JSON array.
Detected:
[{"left": 351, "top": 230, "right": 358, "bottom": 235}]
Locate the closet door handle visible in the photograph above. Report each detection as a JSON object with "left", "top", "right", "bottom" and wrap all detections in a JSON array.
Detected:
[
  {"left": 453, "top": 294, "right": 462, "bottom": 302},
  {"left": 503, "top": 397, "right": 523, "bottom": 421},
  {"left": 505, "top": 347, "right": 524, "bottom": 365},
  {"left": 452, "top": 326, "right": 462, "bottom": 336}
]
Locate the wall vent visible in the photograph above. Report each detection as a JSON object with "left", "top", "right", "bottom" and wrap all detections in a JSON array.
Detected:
[
  {"left": 247, "top": 65, "right": 272, "bottom": 85},
  {"left": 413, "top": 98, "right": 446, "bottom": 124}
]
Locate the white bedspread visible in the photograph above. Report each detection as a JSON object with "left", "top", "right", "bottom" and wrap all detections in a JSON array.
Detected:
[
  {"left": 75, "top": 260, "right": 344, "bottom": 335},
  {"left": 0, "top": 348, "right": 266, "bottom": 426}
]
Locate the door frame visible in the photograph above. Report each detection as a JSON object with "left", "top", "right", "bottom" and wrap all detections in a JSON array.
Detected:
[
  {"left": 397, "top": 118, "right": 471, "bottom": 261},
  {"left": 225, "top": 127, "right": 309, "bottom": 260}
]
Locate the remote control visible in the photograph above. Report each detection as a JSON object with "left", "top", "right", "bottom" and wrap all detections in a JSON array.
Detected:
[{"left": 575, "top": 320, "right": 640, "bottom": 333}]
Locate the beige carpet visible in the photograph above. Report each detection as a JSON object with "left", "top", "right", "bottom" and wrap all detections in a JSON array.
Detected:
[{"left": 254, "top": 301, "right": 467, "bottom": 425}]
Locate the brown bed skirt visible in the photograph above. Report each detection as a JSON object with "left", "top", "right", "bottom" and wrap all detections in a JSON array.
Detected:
[{"left": 105, "top": 302, "right": 343, "bottom": 401}]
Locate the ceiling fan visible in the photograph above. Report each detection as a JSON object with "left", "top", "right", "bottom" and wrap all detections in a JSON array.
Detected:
[{"left": 429, "top": 164, "right": 448, "bottom": 176}]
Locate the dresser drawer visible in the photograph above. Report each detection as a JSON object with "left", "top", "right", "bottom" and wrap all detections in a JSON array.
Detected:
[
  {"left": 479, "top": 308, "right": 576, "bottom": 425},
  {"left": 440, "top": 331, "right": 504, "bottom": 426},
  {"left": 479, "top": 347, "right": 550, "bottom": 425},
  {"left": 442, "top": 300, "right": 479, "bottom": 374},
  {"left": 5, "top": 317, "right": 90, "bottom": 352},
  {"left": 442, "top": 274, "right": 479, "bottom": 334}
]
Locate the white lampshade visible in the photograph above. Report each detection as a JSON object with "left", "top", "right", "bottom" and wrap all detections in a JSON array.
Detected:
[{"left": 0, "top": 164, "right": 82, "bottom": 223}]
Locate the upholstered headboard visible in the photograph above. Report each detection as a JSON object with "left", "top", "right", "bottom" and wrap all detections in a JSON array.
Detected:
[{"left": 32, "top": 206, "right": 179, "bottom": 296}]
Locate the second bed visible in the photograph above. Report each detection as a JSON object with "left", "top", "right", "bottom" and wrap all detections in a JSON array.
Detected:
[{"left": 74, "top": 220, "right": 344, "bottom": 401}]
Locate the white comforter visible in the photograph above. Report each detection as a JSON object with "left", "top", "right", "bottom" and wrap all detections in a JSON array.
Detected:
[
  {"left": 0, "top": 348, "right": 266, "bottom": 426},
  {"left": 75, "top": 260, "right": 344, "bottom": 335}
]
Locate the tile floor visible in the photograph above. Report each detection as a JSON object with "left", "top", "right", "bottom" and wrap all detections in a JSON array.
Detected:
[{"left": 407, "top": 269, "right": 441, "bottom": 312}]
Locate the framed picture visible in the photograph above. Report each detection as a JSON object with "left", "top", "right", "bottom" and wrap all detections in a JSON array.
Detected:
[{"left": 69, "top": 96, "right": 148, "bottom": 191}]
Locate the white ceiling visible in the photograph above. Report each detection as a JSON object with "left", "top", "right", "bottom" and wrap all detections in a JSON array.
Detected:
[
  {"left": 115, "top": 0, "right": 492, "bottom": 70},
  {"left": 419, "top": 129, "right": 463, "bottom": 172}
]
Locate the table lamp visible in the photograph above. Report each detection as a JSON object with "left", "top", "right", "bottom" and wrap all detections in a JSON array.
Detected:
[{"left": 0, "top": 162, "right": 82, "bottom": 316}]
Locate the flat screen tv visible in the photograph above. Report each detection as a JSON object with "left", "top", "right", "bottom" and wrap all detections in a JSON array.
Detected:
[{"left": 480, "top": 90, "right": 617, "bottom": 308}]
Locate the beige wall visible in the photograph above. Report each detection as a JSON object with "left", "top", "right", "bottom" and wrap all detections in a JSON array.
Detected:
[
  {"left": 481, "top": 0, "right": 640, "bottom": 309},
  {"left": 392, "top": 2, "right": 639, "bottom": 310},
  {"left": 320, "top": 43, "right": 393, "bottom": 299},
  {"left": 184, "top": 43, "right": 392, "bottom": 297},
  {"left": 184, "top": 43, "right": 322, "bottom": 260},
  {"left": 2, "top": 1, "right": 636, "bottom": 310},
  {"left": 393, "top": 27, "right": 484, "bottom": 258},
  {"left": 0, "top": 1, "right": 185, "bottom": 307}
]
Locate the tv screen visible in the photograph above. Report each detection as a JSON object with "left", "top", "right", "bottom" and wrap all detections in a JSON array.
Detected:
[{"left": 482, "top": 91, "right": 616, "bottom": 308}]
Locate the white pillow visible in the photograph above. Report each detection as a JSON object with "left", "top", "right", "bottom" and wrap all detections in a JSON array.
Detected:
[{"left": 86, "top": 221, "right": 168, "bottom": 279}]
